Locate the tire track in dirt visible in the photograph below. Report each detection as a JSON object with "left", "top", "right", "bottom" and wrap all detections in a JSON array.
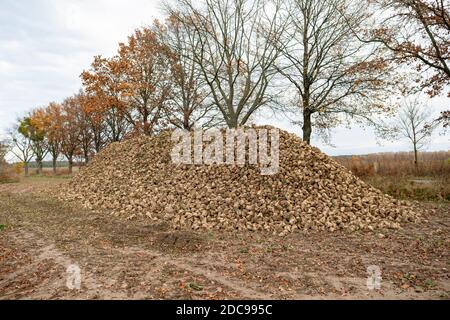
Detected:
[
  {"left": 4, "top": 228, "right": 443, "bottom": 300},
  {"left": 2, "top": 229, "right": 271, "bottom": 299},
  {"left": 1, "top": 184, "right": 448, "bottom": 300},
  {"left": 0, "top": 229, "right": 131, "bottom": 299},
  {"left": 111, "top": 246, "right": 272, "bottom": 299}
]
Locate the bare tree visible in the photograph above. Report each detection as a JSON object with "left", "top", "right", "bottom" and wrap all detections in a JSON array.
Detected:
[
  {"left": 396, "top": 97, "right": 437, "bottom": 168},
  {"left": 167, "top": 0, "right": 287, "bottom": 128},
  {"left": 8, "top": 126, "right": 34, "bottom": 176},
  {"left": 368, "top": 0, "right": 450, "bottom": 127},
  {"left": 370, "top": 0, "right": 449, "bottom": 95},
  {"left": 157, "top": 17, "right": 218, "bottom": 130},
  {"left": 275, "top": 0, "right": 394, "bottom": 144}
]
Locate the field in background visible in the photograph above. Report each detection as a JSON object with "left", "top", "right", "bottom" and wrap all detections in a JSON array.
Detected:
[
  {"left": 26, "top": 166, "right": 80, "bottom": 176},
  {"left": 334, "top": 151, "right": 450, "bottom": 177},
  {"left": 3, "top": 151, "right": 449, "bottom": 201},
  {"left": 0, "top": 166, "right": 80, "bottom": 184},
  {"left": 335, "top": 151, "right": 450, "bottom": 202}
]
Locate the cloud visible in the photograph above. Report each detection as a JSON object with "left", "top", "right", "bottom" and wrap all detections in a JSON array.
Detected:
[
  {"left": 0, "top": 0, "right": 161, "bottom": 134},
  {"left": 49, "top": 0, "right": 163, "bottom": 55}
]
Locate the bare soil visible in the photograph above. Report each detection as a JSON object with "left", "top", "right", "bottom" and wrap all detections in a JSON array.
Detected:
[{"left": 0, "top": 178, "right": 449, "bottom": 300}]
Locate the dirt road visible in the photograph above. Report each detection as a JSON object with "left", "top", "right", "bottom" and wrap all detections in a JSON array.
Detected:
[{"left": 0, "top": 178, "right": 449, "bottom": 300}]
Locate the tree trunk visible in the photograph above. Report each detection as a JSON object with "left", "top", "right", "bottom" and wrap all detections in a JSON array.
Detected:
[
  {"left": 228, "top": 115, "right": 239, "bottom": 129},
  {"left": 52, "top": 157, "right": 57, "bottom": 175},
  {"left": 95, "top": 139, "right": 101, "bottom": 154},
  {"left": 24, "top": 163, "right": 29, "bottom": 177},
  {"left": 84, "top": 149, "right": 89, "bottom": 164},
  {"left": 183, "top": 116, "right": 191, "bottom": 131},
  {"left": 68, "top": 157, "right": 73, "bottom": 175},
  {"left": 302, "top": 110, "right": 312, "bottom": 145},
  {"left": 36, "top": 159, "right": 42, "bottom": 175},
  {"left": 413, "top": 143, "right": 418, "bottom": 170}
]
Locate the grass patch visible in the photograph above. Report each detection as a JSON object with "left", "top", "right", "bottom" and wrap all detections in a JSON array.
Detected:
[
  {"left": 365, "top": 176, "right": 450, "bottom": 202},
  {"left": 187, "top": 283, "right": 204, "bottom": 291},
  {"left": 22, "top": 175, "right": 73, "bottom": 182}
]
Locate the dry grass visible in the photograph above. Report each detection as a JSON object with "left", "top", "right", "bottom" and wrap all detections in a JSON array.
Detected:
[
  {"left": 364, "top": 176, "right": 450, "bottom": 202},
  {"left": 335, "top": 151, "right": 450, "bottom": 202},
  {"left": 24, "top": 166, "right": 80, "bottom": 177},
  {"left": 8, "top": 151, "right": 449, "bottom": 203},
  {"left": 335, "top": 151, "right": 450, "bottom": 177},
  {"left": 0, "top": 163, "right": 19, "bottom": 184}
]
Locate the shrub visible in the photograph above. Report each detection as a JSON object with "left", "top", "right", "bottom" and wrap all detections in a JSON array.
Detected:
[
  {"left": 12, "top": 162, "right": 24, "bottom": 175},
  {"left": 0, "top": 162, "right": 19, "bottom": 183}
]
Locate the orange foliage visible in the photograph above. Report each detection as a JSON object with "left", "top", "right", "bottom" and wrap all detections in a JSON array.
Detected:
[{"left": 117, "top": 24, "right": 174, "bottom": 135}]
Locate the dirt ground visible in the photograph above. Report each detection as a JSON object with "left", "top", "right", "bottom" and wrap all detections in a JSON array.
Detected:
[{"left": 0, "top": 177, "right": 449, "bottom": 300}]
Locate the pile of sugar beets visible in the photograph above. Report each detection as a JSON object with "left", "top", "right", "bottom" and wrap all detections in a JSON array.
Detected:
[{"left": 58, "top": 126, "right": 421, "bottom": 236}]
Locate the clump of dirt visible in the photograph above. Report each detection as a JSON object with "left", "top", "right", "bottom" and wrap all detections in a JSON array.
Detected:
[
  {"left": 57, "top": 127, "right": 421, "bottom": 235},
  {"left": 154, "top": 231, "right": 205, "bottom": 253}
]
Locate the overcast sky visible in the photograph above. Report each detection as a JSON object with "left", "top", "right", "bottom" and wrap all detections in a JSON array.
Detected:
[{"left": 0, "top": 0, "right": 448, "bottom": 156}]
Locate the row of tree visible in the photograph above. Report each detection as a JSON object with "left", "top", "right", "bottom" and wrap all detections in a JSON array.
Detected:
[
  {"left": 5, "top": 0, "right": 449, "bottom": 174},
  {"left": 9, "top": 96, "right": 89, "bottom": 175}
]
